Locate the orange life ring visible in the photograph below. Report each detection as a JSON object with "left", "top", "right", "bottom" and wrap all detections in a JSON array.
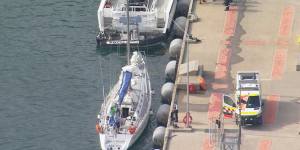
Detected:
[
  {"left": 183, "top": 114, "right": 193, "bottom": 124},
  {"left": 96, "top": 124, "right": 103, "bottom": 134},
  {"left": 128, "top": 126, "right": 136, "bottom": 134}
]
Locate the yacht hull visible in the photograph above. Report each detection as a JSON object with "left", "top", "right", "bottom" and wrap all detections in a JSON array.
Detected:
[{"left": 97, "top": 52, "right": 152, "bottom": 150}]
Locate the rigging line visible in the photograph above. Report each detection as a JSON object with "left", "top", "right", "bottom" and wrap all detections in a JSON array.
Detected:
[
  {"left": 99, "top": 59, "right": 106, "bottom": 102},
  {"left": 98, "top": 53, "right": 107, "bottom": 103},
  {"left": 97, "top": 58, "right": 101, "bottom": 100},
  {"left": 109, "top": 54, "right": 112, "bottom": 91},
  {"left": 126, "top": 0, "right": 130, "bottom": 65},
  {"left": 117, "top": 45, "right": 121, "bottom": 56}
]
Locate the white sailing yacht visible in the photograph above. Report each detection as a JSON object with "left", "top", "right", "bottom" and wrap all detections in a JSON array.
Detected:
[
  {"left": 96, "top": 1, "right": 152, "bottom": 149},
  {"left": 97, "top": 51, "right": 152, "bottom": 150}
]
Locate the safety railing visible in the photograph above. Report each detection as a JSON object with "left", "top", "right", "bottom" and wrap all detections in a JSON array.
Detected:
[{"left": 162, "top": 0, "right": 195, "bottom": 149}]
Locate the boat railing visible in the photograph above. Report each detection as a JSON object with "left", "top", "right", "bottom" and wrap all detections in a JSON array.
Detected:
[
  {"left": 137, "top": 68, "right": 150, "bottom": 125},
  {"left": 150, "top": 0, "right": 158, "bottom": 11},
  {"left": 112, "top": 1, "right": 155, "bottom": 13},
  {"left": 100, "top": 83, "right": 119, "bottom": 114},
  {"left": 111, "top": 10, "right": 157, "bottom": 31}
]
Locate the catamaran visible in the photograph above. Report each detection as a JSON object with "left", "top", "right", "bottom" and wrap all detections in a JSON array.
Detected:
[
  {"left": 96, "top": 51, "right": 152, "bottom": 150},
  {"left": 96, "top": 0, "right": 177, "bottom": 46}
]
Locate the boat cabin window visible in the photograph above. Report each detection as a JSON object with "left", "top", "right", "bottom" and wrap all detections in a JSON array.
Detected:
[
  {"left": 121, "top": 107, "right": 129, "bottom": 118},
  {"left": 134, "top": 7, "right": 146, "bottom": 11}
]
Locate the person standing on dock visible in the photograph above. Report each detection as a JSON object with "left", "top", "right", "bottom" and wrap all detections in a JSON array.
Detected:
[
  {"left": 224, "top": 0, "right": 232, "bottom": 11},
  {"left": 171, "top": 104, "right": 179, "bottom": 128}
]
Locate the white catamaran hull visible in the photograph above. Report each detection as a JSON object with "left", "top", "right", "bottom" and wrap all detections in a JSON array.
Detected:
[{"left": 96, "top": 0, "right": 177, "bottom": 46}]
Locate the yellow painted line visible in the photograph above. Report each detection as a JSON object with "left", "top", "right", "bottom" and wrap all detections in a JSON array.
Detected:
[
  {"left": 241, "top": 111, "right": 258, "bottom": 115},
  {"left": 297, "top": 36, "right": 300, "bottom": 44}
]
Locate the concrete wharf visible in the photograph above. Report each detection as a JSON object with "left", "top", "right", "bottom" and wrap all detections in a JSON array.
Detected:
[{"left": 163, "top": 0, "right": 300, "bottom": 149}]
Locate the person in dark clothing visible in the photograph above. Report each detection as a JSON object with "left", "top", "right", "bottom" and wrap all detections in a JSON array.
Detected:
[
  {"left": 171, "top": 104, "right": 179, "bottom": 128},
  {"left": 224, "top": 0, "right": 231, "bottom": 11},
  {"left": 114, "top": 115, "right": 121, "bottom": 133},
  {"left": 174, "top": 104, "right": 178, "bottom": 122}
]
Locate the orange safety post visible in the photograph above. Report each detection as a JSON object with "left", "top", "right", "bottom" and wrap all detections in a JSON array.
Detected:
[{"left": 197, "top": 76, "right": 207, "bottom": 91}]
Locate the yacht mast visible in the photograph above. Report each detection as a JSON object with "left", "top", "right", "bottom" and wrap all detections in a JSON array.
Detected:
[{"left": 126, "top": 0, "right": 130, "bottom": 65}]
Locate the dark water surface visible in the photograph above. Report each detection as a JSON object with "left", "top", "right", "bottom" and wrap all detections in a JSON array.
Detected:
[{"left": 0, "top": 0, "right": 169, "bottom": 149}]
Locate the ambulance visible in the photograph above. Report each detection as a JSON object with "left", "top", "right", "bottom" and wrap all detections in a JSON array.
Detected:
[{"left": 223, "top": 72, "right": 263, "bottom": 125}]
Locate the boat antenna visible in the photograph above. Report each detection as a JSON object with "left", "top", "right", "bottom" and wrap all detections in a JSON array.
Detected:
[{"left": 126, "top": 0, "right": 130, "bottom": 65}]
